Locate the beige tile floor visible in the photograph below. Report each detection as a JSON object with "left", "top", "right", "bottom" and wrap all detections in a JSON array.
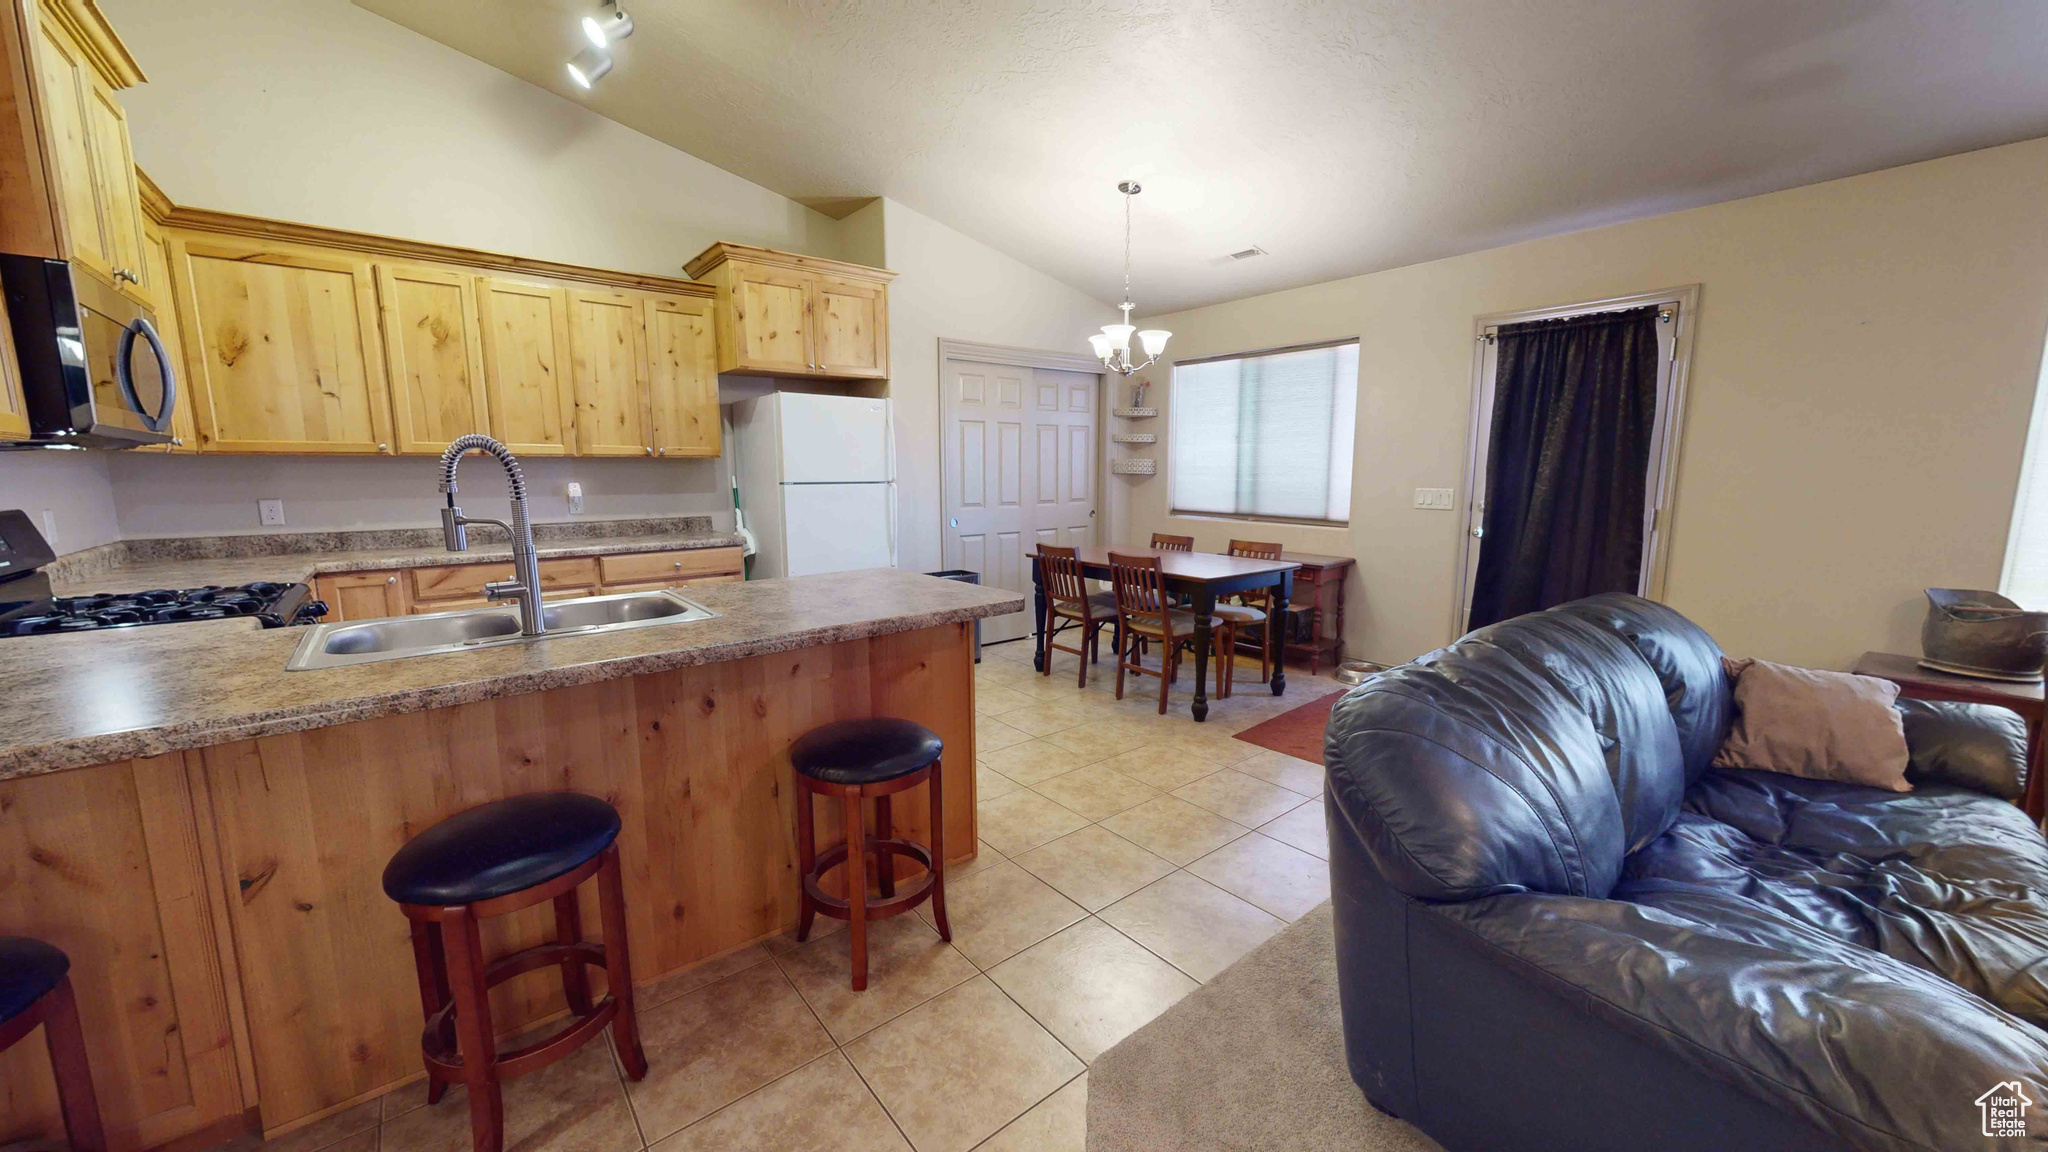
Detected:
[{"left": 221, "top": 638, "right": 1340, "bottom": 1152}]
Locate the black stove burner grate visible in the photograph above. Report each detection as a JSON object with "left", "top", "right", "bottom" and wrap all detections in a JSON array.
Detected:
[{"left": 5, "top": 581, "right": 321, "bottom": 636}]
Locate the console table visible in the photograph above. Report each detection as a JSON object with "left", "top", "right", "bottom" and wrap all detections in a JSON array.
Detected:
[
  {"left": 1280, "top": 552, "right": 1354, "bottom": 675},
  {"left": 1853, "top": 650, "right": 2044, "bottom": 821}
]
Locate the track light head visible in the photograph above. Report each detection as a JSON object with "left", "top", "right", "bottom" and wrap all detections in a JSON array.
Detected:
[
  {"left": 581, "top": 2, "right": 634, "bottom": 47},
  {"left": 566, "top": 44, "right": 613, "bottom": 88}
]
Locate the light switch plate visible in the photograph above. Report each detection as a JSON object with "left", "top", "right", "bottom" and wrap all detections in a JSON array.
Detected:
[
  {"left": 259, "top": 499, "right": 286, "bottom": 526},
  {"left": 1414, "top": 487, "right": 1455, "bottom": 510}
]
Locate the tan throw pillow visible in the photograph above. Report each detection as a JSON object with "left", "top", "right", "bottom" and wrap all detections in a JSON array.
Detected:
[{"left": 1711, "top": 657, "right": 1911, "bottom": 792}]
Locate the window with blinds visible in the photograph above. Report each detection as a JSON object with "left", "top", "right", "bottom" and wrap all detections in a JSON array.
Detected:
[
  {"left": 2000, "top": 345, "right": 2048, "bottom": 606},
  {"left": 1168, "top": 340, "right": 1359, "bottom": 524}
]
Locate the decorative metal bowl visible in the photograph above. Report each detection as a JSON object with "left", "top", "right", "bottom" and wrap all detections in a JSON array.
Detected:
[
  {"left": 1333, "top": 660, "right": 1389, "bottom": 687},
  {"left": 1920, "top": 588, "right": 2048, "bottom": 682}
]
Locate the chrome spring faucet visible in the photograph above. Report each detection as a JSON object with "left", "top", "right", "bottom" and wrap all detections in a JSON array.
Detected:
[{"left": 437, "top": 435, "right": 546, "bottom": 636}]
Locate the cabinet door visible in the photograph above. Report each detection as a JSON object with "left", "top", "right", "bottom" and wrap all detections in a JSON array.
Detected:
[
  {"left": 728, "top": 262, "right": 814, "bottom": 375},
  {"left": 30, "top": 14, "right": 109, "bottom": 277},
  {"left": 133, "top": 218, "right": 197, "bottom": 452},
  {"left": 82, "top": 78, "right": 145, "bottom": 298},
  {"left": 644, "top": 294, "right": 718, "bottom": 457},
  {"left": 375, "top": 264, "right": 489, "bottom": 455},
  {"left": 0, "top": 281, "right": 28, "bottom": 440},
  {"left": 567, "top": 288, "right": 651, "bottom": 457},
  {"left": 174, "top": 238, "right": 394, "bottom": 454},
  {"left": 813, "top": 275, "right": 887, "bottom": 379},
  {"left": 314, "top": 571, "right": 408, "bottom": 621},
  {"left": 475, "top": 277, "right": 576, "bottom": 456},
  {"left": 0, "top": 756, "right": 246, "bottom": 1152}
]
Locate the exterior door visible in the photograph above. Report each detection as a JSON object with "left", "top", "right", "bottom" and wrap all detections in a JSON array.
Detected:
[{"left": 941, "top": 356, "right": 1100, "bottom": 643}]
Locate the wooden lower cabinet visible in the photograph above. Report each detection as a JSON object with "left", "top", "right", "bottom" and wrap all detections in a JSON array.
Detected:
[
  {"left": 313, "top": 550, "right": 746, "bottom": 622},
  {"left": 196, "top": 622, "right": 975, "bottom": 1130},
  {"left": 312, "top": 570, "right": 409, "bottom": 622},
  {"left": 0, "top": 755, "right": 249, "bottom": 1152}
]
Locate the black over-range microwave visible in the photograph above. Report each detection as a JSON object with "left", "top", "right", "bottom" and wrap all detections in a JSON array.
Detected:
[{"left": 0, "top": 255, "right": 176, "bottom": 449}]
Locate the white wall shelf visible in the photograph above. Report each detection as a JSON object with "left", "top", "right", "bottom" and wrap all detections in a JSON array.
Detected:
[
  {"left": 1111, "top": 432, "right": 1157, "bottom": 445},
  {"left": 1112, "top": 407, "right": 1158, "bottom": 419},
  {"left": 1110, "top": 458, "right": 1157, "bottom": 476}
]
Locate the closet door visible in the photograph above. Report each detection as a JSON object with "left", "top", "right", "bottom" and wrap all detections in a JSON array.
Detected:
[{"left": 475, "top": 277, "right": 576, "bottom": 456}]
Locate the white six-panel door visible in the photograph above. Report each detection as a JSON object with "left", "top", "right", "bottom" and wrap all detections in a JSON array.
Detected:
[{"left": 942, "top": 357, "right": 1099, "bottom": 642}]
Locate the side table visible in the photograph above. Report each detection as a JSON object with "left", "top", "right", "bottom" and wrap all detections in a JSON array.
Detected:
[
  {"left": 1853, "top": 651, "right": 2044, "bottom": 821},
  {"left": 1280, "top": 553, "right": 1355, "bottom": 675}
]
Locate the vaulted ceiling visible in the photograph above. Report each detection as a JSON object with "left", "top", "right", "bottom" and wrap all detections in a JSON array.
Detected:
[{"left": 355, "top": 0, "right": 2048, "bottom": 313}]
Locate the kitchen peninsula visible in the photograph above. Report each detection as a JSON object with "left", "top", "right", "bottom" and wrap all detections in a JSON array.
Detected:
[{"left": 0, "top": 566, "right": 1019, "bottom": 1149}]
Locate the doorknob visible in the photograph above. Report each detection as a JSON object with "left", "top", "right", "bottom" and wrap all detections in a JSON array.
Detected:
[{"left": 1471, "top": 527, "right": 1484, "bottom": 539}]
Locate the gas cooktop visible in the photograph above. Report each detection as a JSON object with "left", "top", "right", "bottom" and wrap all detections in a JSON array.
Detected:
[{"left": 3, "top": 581, "right": 327, "bottom": 636}]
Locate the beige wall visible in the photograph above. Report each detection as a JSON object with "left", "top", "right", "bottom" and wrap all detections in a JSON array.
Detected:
[
  {"left": 875, "top": 198, "right": 1110, "bottom": 573},
  {"left": 1115, "top": 137, "right": 2048, "bottom": 671},
  {"left": 0, "top": 453, "right": 120, "bottom": 554}
]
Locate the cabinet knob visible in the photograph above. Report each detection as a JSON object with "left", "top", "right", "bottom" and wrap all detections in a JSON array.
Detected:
[
  {"left": 644, "top": 446, "right": 654, "bottom": 455},
  {"left": 673, "top": 561, "right": 682, "bottom": 570},
  {"left": 171, "top": 436, "right": 184, "bottom": 447},
  {"left": 378, "top": 443, "right": 389, "bottom": 453},
  {"left": 386, "top": 576, "right": 397, "bottom": 584},
  {"left": 114, "top": 268, "right": 139, "bottom": 285},
  {"left": 657, "top": 447, "right": 666, "bottom": 456}
]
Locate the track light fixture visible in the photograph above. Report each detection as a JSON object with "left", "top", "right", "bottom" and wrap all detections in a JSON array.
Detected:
[
  {"left": 582, "top": 2, "right": 634, "bottom": 48},
  {"left": 566, "top": 45, "right": 613, "bottom": 88}
]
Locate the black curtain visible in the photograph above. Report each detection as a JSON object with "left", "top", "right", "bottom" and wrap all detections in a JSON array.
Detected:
[{"left": 1466, "top": 305, "right": 1660, "bottom": 631}]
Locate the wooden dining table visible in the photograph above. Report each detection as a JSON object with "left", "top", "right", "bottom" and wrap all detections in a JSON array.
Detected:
[{"left": 1031, "top": 546, "right": 1300, "bottom": 722}]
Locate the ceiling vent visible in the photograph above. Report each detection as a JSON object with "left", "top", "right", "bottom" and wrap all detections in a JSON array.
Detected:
[{"left": 1228, "top": 245, "right": 1268, "bottom": 261}]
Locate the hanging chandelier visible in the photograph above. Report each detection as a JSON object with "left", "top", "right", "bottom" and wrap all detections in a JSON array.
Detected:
[{"left": 1088, "top": 181, "right": 1170, "bottom": 376}]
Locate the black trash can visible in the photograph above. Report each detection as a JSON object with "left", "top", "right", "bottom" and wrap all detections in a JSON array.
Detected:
[{"left": 925, "top": 570, "right": 983, "bottom": 663}]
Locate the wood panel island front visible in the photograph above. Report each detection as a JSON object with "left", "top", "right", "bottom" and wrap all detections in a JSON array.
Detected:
[{"left": 0, "top": 570, "right": 1020, "bottom": 1150}]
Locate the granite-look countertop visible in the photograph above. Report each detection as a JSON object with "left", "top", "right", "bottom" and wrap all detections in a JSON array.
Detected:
[
  {"left": 0, "top": 569, "right": 1023, "bottom": 780},
  {"left": 50, "top": 528, "right": 746, "bottom": 596}
]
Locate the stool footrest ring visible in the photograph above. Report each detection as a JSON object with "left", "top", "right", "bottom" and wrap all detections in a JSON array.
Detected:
[
  {"left": 420, "top": 939, "right": 618, "bottom": 1082},
  {"left": 802, "top": 837, "right": 939, "bottom": 922}
]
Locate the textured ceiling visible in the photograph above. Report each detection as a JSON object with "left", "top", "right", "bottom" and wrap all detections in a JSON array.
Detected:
[{"left": 353, "top": 0, "right": 2048, "bottom": 314}]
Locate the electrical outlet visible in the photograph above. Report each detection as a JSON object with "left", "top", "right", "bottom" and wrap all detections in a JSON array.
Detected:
[
  {"left": 1414, "top": 487, "right": 1455, "bottom": 510},
  {"left": 259, "top": 499, "right": 286, "bottom": 526},
  {"left": 567, "top": 482, "right": 584, "bottom": 515}
]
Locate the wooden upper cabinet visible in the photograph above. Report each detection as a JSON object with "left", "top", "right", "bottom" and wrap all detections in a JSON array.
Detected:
[
  {"left": 475, "top": 276, "right": 576, "bottom": 456},
  {"left": 813, "top": 275, "right": 887, "bottom": 379},
  {"left": 173, "top": 237, "right": 394, "bottom": 454},
  {"left": 26, "top": 12, "right": 108, "bottom": 277},
  {"left": 567, "top": 288, "right": 652, "bottom": 456},
  {"left": 133, "top": 216, "right": 197, "bottom": 452},
  {"left": 686, "top": 243, "right": 894, "bottom": 381},
  {"left": 645, "top": 294, "right": 718, "bottom": 457},
  {"left": 376, "top": 264, "right": 489, "bottom": 454},
  {"left": 82, "top": 77, "right": 144, "bottom": 293}
]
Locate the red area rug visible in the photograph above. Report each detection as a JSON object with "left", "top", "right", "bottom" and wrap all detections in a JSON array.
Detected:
[{"left": 1232, "top": 688, "right": 1347, "bottom": 762}]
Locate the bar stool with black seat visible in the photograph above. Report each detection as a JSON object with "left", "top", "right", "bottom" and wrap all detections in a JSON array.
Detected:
[
  {"left": 383, "top": 792, "right": 647, "bottom": 1152},
  {"left": 0, "top": 938, "right": 104, "bottom": 1152},
  {"left": 791, "top": 718, "right": 951, "bottom": 991}
]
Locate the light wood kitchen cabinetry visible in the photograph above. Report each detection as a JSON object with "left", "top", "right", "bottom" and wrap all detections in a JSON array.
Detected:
[
  {"left": 0, "top": 293, "right": 29, "bottom": 440},
  {"left": 310, "top": 548, "right": 746, "bottom": 622},
  {"left": 685, "top": 243, "right": 894, "bottom": 380},
  {"left": 645, "top": 294, "right": 720, "bottom": 457},
  {"left": 1, "top": 2, "right": 151, "bottom": 300},
  {"left": 375, "top": 264, "right": 490, "bottom": 453},
  {"left": 566, "top": 288, "right": 653, "bottom": 457},
  {"left": 172, "top": 237, "right": 395, "bottom": 455},
  {"left": 135, "top": 214, "right": 197, "bottom": 451},
  {"left": 0, "top": 755, "right": 248, "bottom": 1152},
  {"left": 474, "top": 276, "right": 577, "bottom": 456},
  {"left": 313, "top": 570, "right": 410, "bottom": 621}
]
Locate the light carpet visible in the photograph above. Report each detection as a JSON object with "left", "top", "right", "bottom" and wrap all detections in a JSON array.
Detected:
[{"left": 1088, "top": 902, "right": 1444, "bottom": 1152}]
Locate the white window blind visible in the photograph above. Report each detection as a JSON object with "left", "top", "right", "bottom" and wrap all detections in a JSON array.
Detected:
[
  {"left": 1999, "top": 343, "right": 2048, "bottom": 607},
  {"left": 1169, "top": 341, "right": 1358, "bottom": 523}
]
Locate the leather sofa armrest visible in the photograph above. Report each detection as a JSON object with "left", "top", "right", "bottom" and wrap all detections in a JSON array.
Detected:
[
  {"left": 1897, "top": 698, "right": 2030, "bottom": 802},
  {"left": 1437, "top": 892, "right": 2048, "bottom": 1152}
]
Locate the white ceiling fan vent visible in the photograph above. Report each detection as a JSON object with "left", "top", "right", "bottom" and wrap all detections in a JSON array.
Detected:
[{"left": 1227, "top": 245, "right": 1269, "bottom": 261}]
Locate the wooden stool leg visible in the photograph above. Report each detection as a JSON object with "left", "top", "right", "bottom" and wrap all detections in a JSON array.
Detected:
[
  {"left": 595, "top": 845, "right": 648, "bottom": 1081},
  {"left": 407, "top": 920, "right": 452, "bottom": 1104},
  {"left": 843, "top": 790, "right": 869, "bottom": 991},
  {"left": 40, "top": 975, "right": 105, "bottom": 1152},
  {"left": 553, "top": 892, "right": 593, "bottom": 1016},
  {"left": 874, "top": 794, "right": 895, "bottom": 898},
  {"left": 794, "top": 785, "right": 817, "bottom": 943},
  {"left": 441, "top": 909, "right": 503, "bottom": 1152},
  {"left": 927, "top": 764, "right": 950, "bottom": 940}
]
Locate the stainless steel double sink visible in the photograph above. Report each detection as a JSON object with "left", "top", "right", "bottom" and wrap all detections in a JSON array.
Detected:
[{"left": 286, "top": 589, "right": 718, "bottom": 671}]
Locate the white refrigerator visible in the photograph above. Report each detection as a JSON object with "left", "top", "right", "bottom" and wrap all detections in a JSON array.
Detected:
[{"left": 730, "top": 392, "right": 896, "bottom": 579}]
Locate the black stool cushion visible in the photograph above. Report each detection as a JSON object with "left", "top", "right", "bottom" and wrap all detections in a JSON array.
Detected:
[
  {"left": 0, "top": 937, "right": 68, "bottom": 1024},
  {"left": 382, "top": 792, "right": 621, "bottom": 906},
  {"left": 791, "top": 718, "right": 943, "bottom": 786}
]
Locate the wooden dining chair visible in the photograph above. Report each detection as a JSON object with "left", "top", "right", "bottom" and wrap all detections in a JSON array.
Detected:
[
  {"left": 1109, "top": 551, "right": 1224, "bottom": 713},
  {"left": 1037, "top": 544, "right": 1119, "bottom": 687},
  {"left": 1215, "top": 539, "right": 1284, "bottom": 696},
  {"left": 1150, "top": 533, "right": 1195, "bottom": 552}
]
